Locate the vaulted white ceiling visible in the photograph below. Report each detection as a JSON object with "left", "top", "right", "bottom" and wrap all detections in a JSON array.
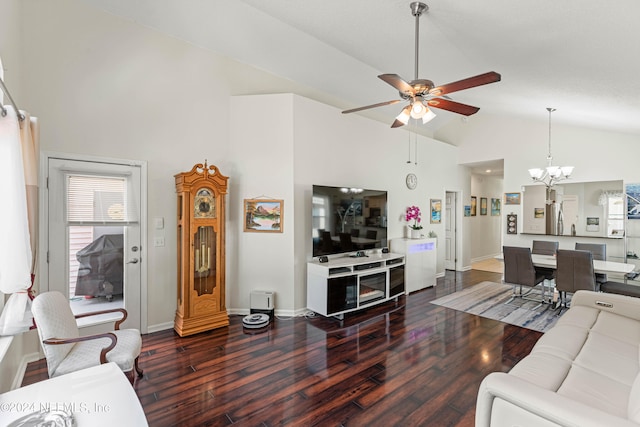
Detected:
[{"left": 84, "top": 0, "right": 640, "bottom": 141}]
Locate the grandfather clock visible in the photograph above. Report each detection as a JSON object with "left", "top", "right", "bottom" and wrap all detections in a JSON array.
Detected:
[{"left": 174, "top": 161, "right": 229, "bottom": 336}]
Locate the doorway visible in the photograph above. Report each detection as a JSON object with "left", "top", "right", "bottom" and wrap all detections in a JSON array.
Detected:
[
  {"left": 41, "top": 154, "right": 147, "bottom": 331},
  {"left": 445, "top": 191, "right": 458, "bottom": 270}
]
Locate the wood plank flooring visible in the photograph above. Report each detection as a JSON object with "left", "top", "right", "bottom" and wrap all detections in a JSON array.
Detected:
[{"left": 22, "top": 269, "right": 541, "bottom": 426}]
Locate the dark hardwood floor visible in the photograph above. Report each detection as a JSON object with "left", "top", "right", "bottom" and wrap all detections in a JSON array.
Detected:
[{"left": 22, "top": 269, "right": 541, "bottom": 426}]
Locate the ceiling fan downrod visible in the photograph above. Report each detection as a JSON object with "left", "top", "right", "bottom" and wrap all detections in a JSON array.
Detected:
[{"left": 410, "top": 2, "right": 428, "bottom": 80}]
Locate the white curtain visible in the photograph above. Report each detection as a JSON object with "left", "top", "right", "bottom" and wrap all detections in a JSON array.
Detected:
[{"left": 0, "top": 105, "right": 39, "bottom": 335}]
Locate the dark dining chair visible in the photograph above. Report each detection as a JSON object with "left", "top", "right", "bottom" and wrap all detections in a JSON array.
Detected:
[
  {"left": 339, "top": 233, "right": 354, "bottom": 251},
  {"left": 320, "top": 231, "right": 334, "bottom": 254},
  {"left": 502, "top": 246, "right": 547, "bottom": 308},
  {"left": 555, "top": 249, "right": 597, "bottom": 309},
  {"left": 531, "top": 240, "right": 559, "bottom": 280},
  {"left": 575, "top": 243, "right": 607, "bottom": 288},
  {"left": 351, "top": 228, "right": 360, "bottom": 237},
  {"left": 363, "top": 229, "right": 378, "bottom": 249}
]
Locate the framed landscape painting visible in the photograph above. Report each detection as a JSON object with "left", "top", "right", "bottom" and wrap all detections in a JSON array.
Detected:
[
  {"left": 491, "top": 198, "right": 501, "bottom": 216},
  {"left": 243, "top": 199, "right": 283, "bottom": 232},
  {"left": 505, "top": 192, "right": 521, "bottom": 205},
  {"left": 480, "top": 197, "right": 487, "bottom": 215},
  {"left": 430, "top": 199, "right": 442, "bottom": 224}
]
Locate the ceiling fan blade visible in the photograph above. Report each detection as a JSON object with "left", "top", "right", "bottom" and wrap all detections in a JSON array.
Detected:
[
  {"left": 378, "top": 74, "right": 415, "bottom": 96},
  {"left": 390, "top": 119, "right": 406, "bottom": 128},
  {"left": 427, "top": 98, "right": 480, "bottom": 116},
  {"left": 342, "top": 99, "right": 402, "bottom": 114},
  {"left": 429, "top": 71, "right": 501, "bottom": 97}
]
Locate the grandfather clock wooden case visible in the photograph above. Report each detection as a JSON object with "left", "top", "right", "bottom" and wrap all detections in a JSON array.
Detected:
[{"left": 174, "top": 162, "right": 229, "bottom": 336}]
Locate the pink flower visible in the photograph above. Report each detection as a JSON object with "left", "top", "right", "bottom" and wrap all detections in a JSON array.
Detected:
[{"left": 405, "top": 205, "right": 423, "bottom": 229}]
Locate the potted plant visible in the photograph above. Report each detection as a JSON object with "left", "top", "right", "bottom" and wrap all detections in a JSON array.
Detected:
[{"left": 405, "top": 205, "right": 423, "bottom": 238}]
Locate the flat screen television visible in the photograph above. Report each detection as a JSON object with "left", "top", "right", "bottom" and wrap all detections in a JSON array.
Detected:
[{"left": 312, "top": 185, "right": 388, "bottom": 258}]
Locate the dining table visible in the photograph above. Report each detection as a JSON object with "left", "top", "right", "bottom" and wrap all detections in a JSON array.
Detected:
[{"left": 496, "top": 253, "right": 635, "bottom": 275}]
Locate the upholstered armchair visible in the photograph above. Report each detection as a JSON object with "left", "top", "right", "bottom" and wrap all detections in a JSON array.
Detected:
[{"left": 32, "top": 291, "right": 143, "bottom": 383}]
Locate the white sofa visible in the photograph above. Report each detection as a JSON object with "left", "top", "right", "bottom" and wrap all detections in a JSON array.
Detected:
[{"left": 476, "top": 290, "right": 640, "bottom": 427}]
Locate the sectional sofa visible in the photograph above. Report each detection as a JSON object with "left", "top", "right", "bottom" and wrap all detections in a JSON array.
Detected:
[{"left": 476, "top": 290, "right": 640, "bottom": 427}]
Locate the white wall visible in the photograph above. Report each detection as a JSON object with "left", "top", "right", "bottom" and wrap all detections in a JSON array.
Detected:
[{"left": 228, "top": 94, "right": 295, "bottom": 314}]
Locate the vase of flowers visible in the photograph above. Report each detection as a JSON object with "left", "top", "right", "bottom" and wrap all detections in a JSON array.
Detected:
[{"left": 405, "top": 205, "right": 423, "bottom": 239}]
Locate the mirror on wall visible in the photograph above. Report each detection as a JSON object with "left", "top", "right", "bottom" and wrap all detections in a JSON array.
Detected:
[{"left": 521, "top": 180, "right": 624, "bottom": 238}]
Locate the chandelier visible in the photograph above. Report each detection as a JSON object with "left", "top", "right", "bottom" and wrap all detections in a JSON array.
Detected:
[{"left": 528, "top": 107, "right": 574, "bottom": 188}]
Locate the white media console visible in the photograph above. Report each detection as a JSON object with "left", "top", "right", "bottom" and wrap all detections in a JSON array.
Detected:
[{"left": 306, "top": 253, "right": 405, "bottom": 318}]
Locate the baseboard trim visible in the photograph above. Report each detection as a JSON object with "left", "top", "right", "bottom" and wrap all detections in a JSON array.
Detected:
[
  {"left": 147, "top": 322, "right": 174, "bottom": 334},
  {"left": 12, "top": 351, "right": 42, "bottom": 391}
]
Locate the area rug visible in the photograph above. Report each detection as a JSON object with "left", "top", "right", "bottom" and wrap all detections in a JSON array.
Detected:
[{"left": 430, "top": 281, "right": 565, "bottom": 333}]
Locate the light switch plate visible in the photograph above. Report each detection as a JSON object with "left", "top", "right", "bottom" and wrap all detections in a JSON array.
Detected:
[{"left": 154, "top": 217, "right": 164, "bottom": 229}]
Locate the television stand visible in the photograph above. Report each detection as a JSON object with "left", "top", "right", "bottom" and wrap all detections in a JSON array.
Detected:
[{"left": 306, "top": 253, "right": 405, "bottom": 318}]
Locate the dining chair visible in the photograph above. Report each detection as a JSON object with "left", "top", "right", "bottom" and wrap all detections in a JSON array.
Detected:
[
  {"left": 502, "top": 246, "right": 547, "bottom": 308},
  {"left": 339, "top": 232, "right": 354, "bottom": 251},
  {"left": 350, "top": 228, "right": 360, "bottom": 237},
  {"left": 531, "top": 240, "right": 559, "bottom": 280},
  {"left": 320, "top": 230, "right": 334, "bottom": 254},
  {"left": 555, "top": 249, "right": 597, "bottom": 309},
  {"left": 575, "top": 242, "right": 607, "bottom": 288}
]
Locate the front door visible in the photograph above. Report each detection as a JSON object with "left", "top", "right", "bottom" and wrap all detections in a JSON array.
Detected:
[{"left": 44, "top": 155, "right": 145, "bottom": 331}]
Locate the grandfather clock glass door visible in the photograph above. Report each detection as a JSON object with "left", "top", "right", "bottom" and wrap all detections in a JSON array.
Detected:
[{"left": 193, "top": 225, "right": 216, "bottom": 295}]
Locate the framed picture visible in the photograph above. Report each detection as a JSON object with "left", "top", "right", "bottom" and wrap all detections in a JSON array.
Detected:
[
  {"left": 430, "top": 199, "right": 442, "bottom": 224},
  {"left": 627, "top": 183, "right": 640, "bottom": 219},
  {"left": 480, "top": 197, "right": 487, "bottom": 215},
  {"left": 586, "top": 217, "right": 600, "bottom": 232},
  {"left": 534, "top": 208, "right": 545, "bottom": 219},
  {"left": 471, "top": 196, "right": 477, "bottom": 216},
  {"left": 491, "top": 198, "right": 501, "bottom": 216},
  {"left": 464, "top": 205, "right": 471, "bottom": 217},
  {"left": 243, "top": 199, "right": 283, "bottom": 232},
  {"left": 504, "top": 192, "right": 521, "bottom": 205}
]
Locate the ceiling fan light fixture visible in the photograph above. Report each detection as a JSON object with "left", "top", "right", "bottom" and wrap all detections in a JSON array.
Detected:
[
  {"left": 395, "top": 105, "right": 412, "bottom": 125},
  {"left": 340, "top": 2, "right": 501, "bottom": 128},
  {"left": 421, "top": 108, "right": 436, "bottom": 124},
  {"left": 410, "top": 100, "right": 427, "bottom": 119}
]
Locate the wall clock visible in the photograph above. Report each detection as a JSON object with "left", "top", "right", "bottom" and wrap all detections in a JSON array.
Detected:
[{"left": 406, "top": 173, "right": 417, "bottom": 190}]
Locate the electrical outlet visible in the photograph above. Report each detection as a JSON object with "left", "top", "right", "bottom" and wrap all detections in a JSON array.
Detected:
[{"left": 154, "top": 236, "right": 165, "bottom": 247}]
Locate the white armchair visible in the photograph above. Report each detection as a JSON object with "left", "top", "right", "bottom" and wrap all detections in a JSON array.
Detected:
[{"left": 32, "top": 291, "right": 143, "bottom": 383}]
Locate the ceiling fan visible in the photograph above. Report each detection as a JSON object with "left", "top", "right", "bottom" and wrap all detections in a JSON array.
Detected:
[{"left": 342, "top": 2, "right": 501, "bottom": 128}]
